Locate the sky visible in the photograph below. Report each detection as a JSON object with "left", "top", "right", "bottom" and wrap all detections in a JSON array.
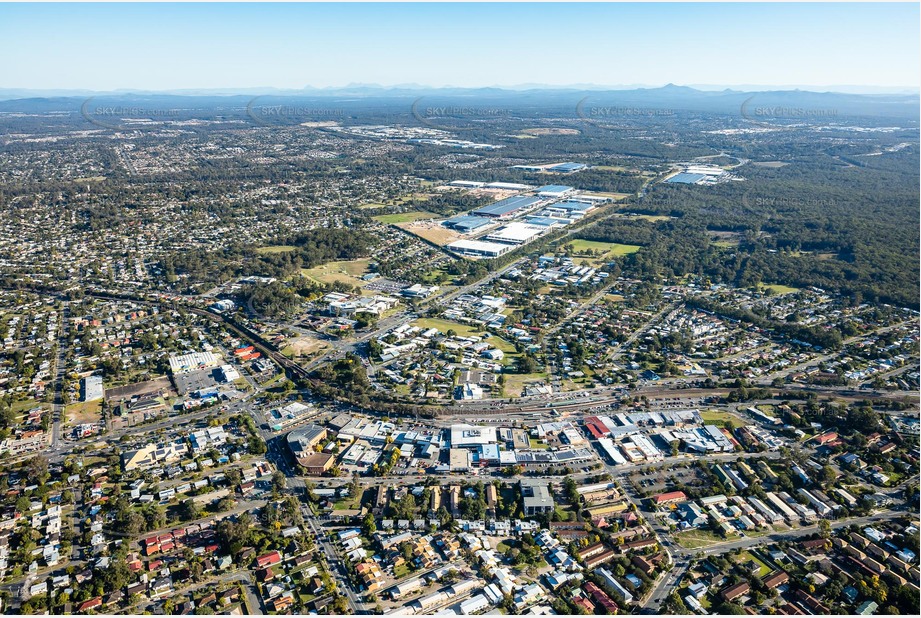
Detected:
[{"left": 1, "top": 2, "right": 918, "bottom": 92}]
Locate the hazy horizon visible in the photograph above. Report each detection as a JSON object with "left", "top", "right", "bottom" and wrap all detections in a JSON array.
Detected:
[{"left": 1, "top": 3, "right": 918, "bottom": 92}]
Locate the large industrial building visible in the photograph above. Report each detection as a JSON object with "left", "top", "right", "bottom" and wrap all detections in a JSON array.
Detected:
[
  {"left": 536, "top": 185, "right": 575, "bottom": 199},
  {"left": 473, "top": 195, "right": 541, "bottom": 218},
  {"left": 442, "top": 215, "right": 494, "bottom": 234},
  {"left": 484, "top": 222, "right": 546, "bottom": 245},
  {"left": 446, "top": 239, "right": 513, "bottom": 258}
]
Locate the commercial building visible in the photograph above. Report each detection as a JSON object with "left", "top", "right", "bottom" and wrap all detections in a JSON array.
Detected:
[
  {"left": 82, "top": 375, "right": 104, "bottom": 402},
  {"left": 484, "top": 222, "right": 546, "bottom": 245},
  {"left": 450, "top": 424, "right": 497, "bottom": 448},
  {"left": 168, "top": 351, "right": 219, "bottom": 374},
  {"left": 299, "top": 452, "right": 336, "bottom": 475},
  {"left": 536, "top": 185, "right": 575, "bottom": 198},
  {"left": 287, "top": 424, "right": 329, "bottom": 462},
  {"left": 521, "top": 480, "right": 554, "bottom": 516},
  {"left": 447, "top": 239, "right": 512, "bottom": 258}
]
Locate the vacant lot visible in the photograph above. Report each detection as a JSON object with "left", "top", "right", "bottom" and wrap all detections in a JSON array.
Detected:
[
  {"left": 566, "top": 238, "right": 642, "bottom": 262},
  {"left": 400, "top": 220, "right": 462, "bottom": 246},
  {"left": 501, "top": 372, "right": 549, "bottom": 398},
  {"left": 701, "top": 409, "right": 747, "bottom": 429},
  {"left": 675, "top": 528, "right": 724, "bottom": 549},
  {"left": 282, "top": 336, "right": 330, "bottom": 359},
  {"left": 301, "top": 258, "right": 372, "bottom": 288},
  {"left": 255, "top": 245, "right": 297, "bottom": 255},
  {"left": 66, "top": 399, "right": 103, "bottom": 425}
]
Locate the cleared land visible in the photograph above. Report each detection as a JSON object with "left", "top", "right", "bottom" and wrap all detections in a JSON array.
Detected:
[
  {"left": 65, "top": 399, "right": 103, "bottom": 425},
  {"left": 762, "top": 284, "right": 800, "bottom": 294},
  {"left": 566, "top": 239, "right": 642, "bottom": 263},
  {"left": 399, "top": 220, "right": 463, "bottom": 246},
  {"left": 700, "top": 409, "right": 747, "bottom": 429},
  {"left": 301, "top": 258, "right": 372, "bottom": 289},
  {"left": 675, "top": 528, "right": 726, "bottom": 549},
  {"left": 255, "top": 245, "right": 297, "bottom": 255},
  {"left": 282, "top": 336, "right": 330, "bottom": 359},
  {"left": 373, "top": 211, "right": 441, "bottom": 225}
]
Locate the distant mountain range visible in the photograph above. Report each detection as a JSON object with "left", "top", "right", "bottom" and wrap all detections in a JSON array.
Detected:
[{"left": 0, "top": 84, "right": 916, "bottom": 121}]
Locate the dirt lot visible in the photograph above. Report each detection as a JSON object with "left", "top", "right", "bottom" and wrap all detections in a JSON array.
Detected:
[
  {"left": 283, "top": 336, "right": 330, "bottom": 359},
  {"left": 399, "top": 220, "right": 463, "bottom": 247},
  {"left": 106, "top": 376, "right": 175, "bottom": 405},
  {"left": 65, "top": 399, "right": 103, "bottom": 425}
]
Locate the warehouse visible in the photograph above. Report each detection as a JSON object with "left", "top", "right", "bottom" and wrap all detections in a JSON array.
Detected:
[
  {"left": 82, "top": 375, "right": 104, "bottom": 402},
  {"left": 524, "top": 216, "right": 569, "bottom": 228},
  {"left": 442, "top": 215, "right": 493, "bottom": 234},
  {"left": 485, "top": 222, "right": 546, "bottom": 245},
  {"left": 536, "top": 184, "right": 575, "bottom": 198},
  {"left": 666, "top": 172, "right": 706, "bottom": 184},
  {"left": 447, "top": 239, "right": 512, "bottom": 258},
  {"left": 473, "top": 195, "right": 541, "bottom": 218},
  {"left": 547, "top": 162, "right": 587, "bottom": 173}
]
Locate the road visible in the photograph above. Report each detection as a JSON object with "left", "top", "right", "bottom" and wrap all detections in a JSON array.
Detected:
[
  {"left": 676, "top": 508, "right": 905, "bottom": 558},
  {"left": 303, "top": 514, "right": 361, "bottom": 612},
  {"left": 49, "top": 301, "right": 71, "bottom": 449}
]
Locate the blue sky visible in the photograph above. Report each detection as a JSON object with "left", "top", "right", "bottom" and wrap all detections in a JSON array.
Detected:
[{"left": 1, "top": 2, "right": 918, "bottom": 91}]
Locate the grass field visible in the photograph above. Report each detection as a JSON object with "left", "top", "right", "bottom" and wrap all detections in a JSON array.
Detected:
[
  {"left": 762, "top": 284, "right": 800, "bottom": 294},
  {"left": 501, "top": 372, "right": 549, "bottom": 398},
  {"left": 411, "top": 317, "right": 481, "bottom": 338},
  {"left": 566, "top": 238, "right": 642, "bottom": 262},
  {"left": 255, "top": 245, "right": 297, "bottom": 255},
  {"left": 65, "top": 399, "right": 103, "bottom": 425},
  {"left": 301, "top": 258, "right": 372, "bottom": 288},
  {"left": 628, "top": 214, "right": 672, "bottom": 222},
  {"left": 700, "top": 409, "right": 746, "bottom": 429},
  {"left": 373, "top": 211, "right": 440, "bottom": 224},
  {"left": 8, "top": 398, "right": 42, "bottom": 414},
  {"left": 675, "top": 528, "right": 724, "bottom": 549}
]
